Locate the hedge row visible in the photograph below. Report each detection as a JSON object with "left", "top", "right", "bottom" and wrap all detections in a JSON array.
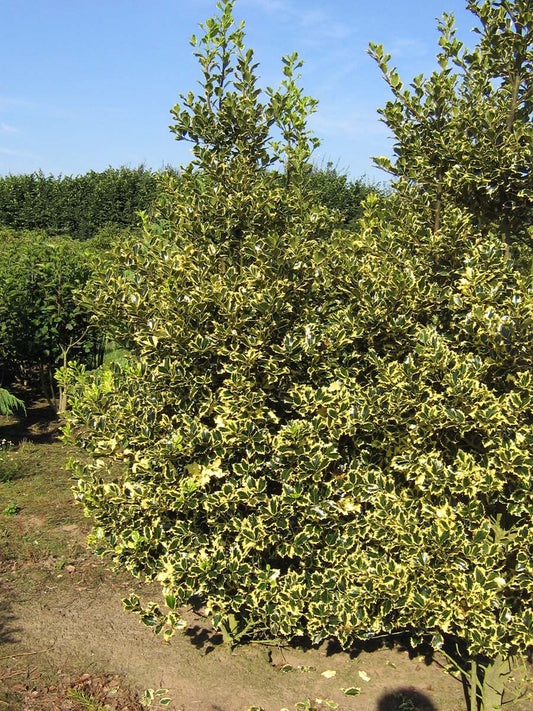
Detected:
[
  {"left": 0, "top": 165, "right": 375, "bottom": 240},
  {"left": 0, "top": 166, "right": 160, "bottom": 240}
]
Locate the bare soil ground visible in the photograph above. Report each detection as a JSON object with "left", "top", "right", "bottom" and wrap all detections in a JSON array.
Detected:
[{"left": 0, "top": 400, "right": 531, "bottom": 711}]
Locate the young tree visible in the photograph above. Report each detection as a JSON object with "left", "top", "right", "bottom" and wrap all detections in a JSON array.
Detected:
[
  {"left": 358, "top": 2, "right": 533, "bottom": 707},
  {"left": 64, "top": 0, "right": 345, "bottom": 650}
]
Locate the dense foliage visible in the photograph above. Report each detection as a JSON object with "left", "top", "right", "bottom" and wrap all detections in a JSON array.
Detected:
[
  {"left": 304, "top": 165, "right": 378, "bottom": 228},
  {"left": 63, "top": 2, "right": 532, "bottom": 710},
  {"left": 0, "top": 387, "right": 25, "bottom": 416},
  {"left": 369, "top": 0, "right": 532, "bottom": 243},
  {"left": 0, "top": 229, "right": 105, "bottom": 410},
  {"left": 0, "top": 164, "right": 369, "bottom": 241},
  {"left": 0, "top": 166, "right": 159, "bottom": 240}
]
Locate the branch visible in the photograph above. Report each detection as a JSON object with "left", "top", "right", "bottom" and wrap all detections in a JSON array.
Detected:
[{"left": 0, "top": 645, "right": 54, "bottom": 661}]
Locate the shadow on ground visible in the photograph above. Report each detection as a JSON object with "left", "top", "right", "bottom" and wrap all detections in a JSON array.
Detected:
[
  {"left": 376, "top": 688, "right": 437, "bottom": 710},
  {"left": 0, "top": 392, "right": 59, "bottom": 446},
  {"left": 0, "top": 585, "right": 21, "bottom": 646},
  {"left": 184, "top": 624, "right": 225, "bottom": 654}
]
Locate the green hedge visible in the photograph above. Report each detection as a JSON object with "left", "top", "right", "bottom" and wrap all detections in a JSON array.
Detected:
[
  {"left": 0, "top": 228, "right": 106, "bottom": 408},
  {"left": 0, "top": 166, "right": 160, "bottom": 240},
  {"left": 0, "top": 165, "right": 373, "bottom": 240}
]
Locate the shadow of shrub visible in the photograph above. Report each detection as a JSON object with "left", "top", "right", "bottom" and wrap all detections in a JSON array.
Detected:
[{"left": 376, "top": 687, "right": 437, "bottom": 711}]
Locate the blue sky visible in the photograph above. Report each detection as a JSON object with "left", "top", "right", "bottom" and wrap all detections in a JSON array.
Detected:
[{"left": 1, "top": 0, "right": 478, "bottom": 182}]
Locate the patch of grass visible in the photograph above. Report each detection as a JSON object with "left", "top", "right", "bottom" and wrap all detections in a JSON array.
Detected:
[
  {"left": 0, "top": 686, "right": 24, "bottom": 711},
  {"left": 64, "top": 674, "right": 148, "bottom": 711},
  {"left": 0, "top": 438, "right": 24, "bottom": 483},
  {"left": 0, "top": 439, "right": 89, "bottom": 582},
  {"left": 0, "top": 432, "right": 136, "bottom": 604}
]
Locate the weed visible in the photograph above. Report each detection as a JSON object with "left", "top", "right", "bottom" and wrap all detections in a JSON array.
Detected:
[
  {"left": 294, "top": 700, "right": 320, "bottom": 711},
  {"left": 67, "top": 688, "right": 108, "bottom": 711},
  {"left": 396, "top": 694, "right": 420, "bottom": 711},
  {"left": 0, "top": 439, "right": 21, "bottom": 483},
  {"left": 2, "top": 501, "right": 20, "bottom": 515}
]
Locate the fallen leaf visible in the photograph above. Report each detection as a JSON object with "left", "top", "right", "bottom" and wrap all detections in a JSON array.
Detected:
[
  {"left": 321, "top": 670, "right": 337, "bottom": 679},
  {"left": 358, "top": 670, "right": 371, "bottom": 682},
  {"left": 341, "top": 687, "right": 361, "bottom": 696}
]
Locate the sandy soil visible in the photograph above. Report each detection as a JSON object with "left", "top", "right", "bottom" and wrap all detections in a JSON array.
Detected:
[{"left": 1, "top": 535, "right": 469, "bottom": 711}]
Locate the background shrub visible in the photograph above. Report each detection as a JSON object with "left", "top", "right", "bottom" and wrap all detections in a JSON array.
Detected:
[
  {"left": 0, "top": 166, "right": 159, "bottom": 240},
  {"left": 0, "top": 228, "right": 105, "bottom": 409}
]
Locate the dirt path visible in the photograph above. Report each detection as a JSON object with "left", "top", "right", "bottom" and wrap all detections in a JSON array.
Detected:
[{"left": 2, "top": 560, "right": 468, "bottom": 711}]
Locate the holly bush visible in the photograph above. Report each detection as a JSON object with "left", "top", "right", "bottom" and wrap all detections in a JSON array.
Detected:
[
  {"left": 369, "top": 0, "right": 532, "bottom": 244},
  {"left": 63, "top": 2, "right": 532, "bottom": 710}
]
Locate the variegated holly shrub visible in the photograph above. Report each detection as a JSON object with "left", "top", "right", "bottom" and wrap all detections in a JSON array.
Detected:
[{"left": 62, "top": 2, "right": 533, "bottom": 710}]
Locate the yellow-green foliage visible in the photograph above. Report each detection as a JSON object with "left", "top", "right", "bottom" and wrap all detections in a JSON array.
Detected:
[
  {"left": 369, "top": 0, "right": 533, "bottom": 242},
  {"left": 63, "top": 5, "right": 533, "bottom": 709}
]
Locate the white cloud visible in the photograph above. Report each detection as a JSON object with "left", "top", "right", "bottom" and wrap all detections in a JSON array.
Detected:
[
  {"left": 0, "top": 96, "right": 35, "bottom": 110},
  {"left": 0, "top": 146, "right": 37, "bottom": 158},
  {"left": 0, "top": 123, "right": 19, "bottom": 133},
  {"left": 242, "top": 0, "right": 352, "bottom": 44},
  {"left": 0, "top": 95, "right": 76, "bottom": 121},
  {"left": 387, "top": 38, "right": 429, "bottom": 59},
  {"left": 311, "top": 109, "right": 390, "bottom": 140},
  {"left": 241, "top": 0, "right": 291, "bottom": 13},
  {"left": 298, "top": 10, "right": 350, "bottom": 42}
]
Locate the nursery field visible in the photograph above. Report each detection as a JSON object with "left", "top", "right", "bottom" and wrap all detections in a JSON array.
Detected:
[
  {"left": 0, "top": 400, "right": 531, "bottom": 711},
  {"left": 0, "top": 1, "right": 532, "bottom": 709}
]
